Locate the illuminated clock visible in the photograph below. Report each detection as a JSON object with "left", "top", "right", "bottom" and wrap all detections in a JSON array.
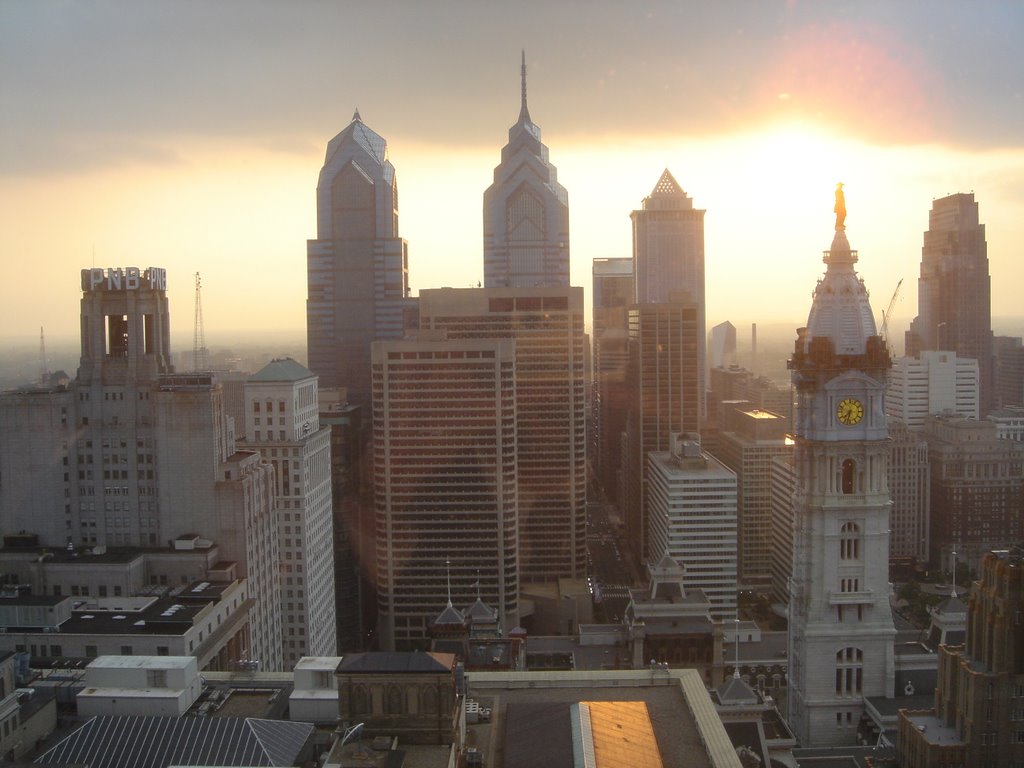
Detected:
[{"left": 836, "top": 397, "right": 864, "bottom": 426}]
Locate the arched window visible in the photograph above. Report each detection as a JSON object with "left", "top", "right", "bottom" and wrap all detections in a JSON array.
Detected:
[
  {"left": 386, "top": 684, "right": 403, "bottom": 714},
  {"left": 835, "top": 648, "right": 863, "bottom": 695},
  {"left": 841, "top": 459, "right": 856, "bottom": 494},
  {"left": 422, "top": 685, "right": 438, "bottom": 714},
  {"left": 840, "top": 522, "right": 860, "bottom": 560},
  {"left": 351, "top": 685, "right": 367, "bottom": 715}
]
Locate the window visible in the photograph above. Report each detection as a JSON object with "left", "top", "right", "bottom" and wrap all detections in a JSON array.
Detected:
[
  {"left": 157, "top": 646, "right": 169, "bottom": 656},
  {"left": 835, "top": 648, "right": 863, "bottom": 695},
  {"left": 841, "top": 459, "right": 856, "bottom": 494},
  {"left": 840, "top": 522, "right": 861, "bottom": 560},
  {"left": 120, "top": 645, "right": 133, "bottom": 656},
  {"left": 85, "top": 645, "right": 98, "bottom": 658}
]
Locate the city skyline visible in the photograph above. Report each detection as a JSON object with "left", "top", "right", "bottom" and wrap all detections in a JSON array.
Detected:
[{"left": 3, "top": 2, "right": 1024, "bottom": 344}]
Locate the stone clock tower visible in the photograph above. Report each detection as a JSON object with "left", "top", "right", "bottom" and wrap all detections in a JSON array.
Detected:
[{"left": 787, "top": 190, "right": 895, "bottom": 746}]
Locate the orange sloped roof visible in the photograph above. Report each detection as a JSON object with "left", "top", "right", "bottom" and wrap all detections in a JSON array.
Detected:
[{"left": 583, "top": 701, "right": 664, "bottom": 768}]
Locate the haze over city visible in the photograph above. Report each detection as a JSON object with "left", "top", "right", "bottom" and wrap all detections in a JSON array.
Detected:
[{"left": 3, "top": 1, "right": 1024, "bottom": 346}]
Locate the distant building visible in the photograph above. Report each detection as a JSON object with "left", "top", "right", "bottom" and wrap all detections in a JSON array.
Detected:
[
  {"left": 887, "top": 420, "right": 930, "bottom": 563},
  {"left": 419, "top": 287, "right": 586, "bottom": 583},
  {"left": 592, "top": 257, "right": 633, "bottom": 502},
  {"left": 886, "top": 351, "right": 979, "bottom": 429},
  {"left": 994, "top": 336, "right": 1024, "bottom": 408},
  {"left": 768, "top": 454, "right": 795, "bottom": 606},
  {"left": 923, "top": 413, "right": 1024, "bottom": 571},
  {"left": 306, "top": 112, "right": 415, "bottom": 407},
  {"left": 899, "top": 548, "right": 1024, "bottom": 767},
  {"left": 906, "top": 193, "right": 994, "bottom": 415},
  {"left": 0, "top": 267, "right": 283, "bottom": 670},
  {"left": 624, "top": 301, "right": 702, "bottom": 565},
  {"left": 244, "top": 359, "right": 336, "bottom": 666},
  {"left": 716, "top": 409, "right": 793, "bottom": 592},
  {"left": 632, "top": 169, "right": 707, "bottom": 419},
  {"left": 483, "top": 54, "right": 569, "bottom": 289},
  {"left": 646, "top": 434, "right": 737, "bottom": 620},
  {"left": 710, "top": 321, "right": 737, "bottom": 370},
  {"left": 372, "top": 335, "right": 519, "bottom": 650},
  {"left": 989, "top": 405, "right": 1024, "bottom": 442}
]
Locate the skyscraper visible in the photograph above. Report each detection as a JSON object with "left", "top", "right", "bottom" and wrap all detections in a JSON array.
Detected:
[
  {"left": 906, "top": 193, "right": 994, "bottom": 415},
  {"left": 306, "top": 112, "right": 414, "bottom": 406},
  {"left": 372, "top": 334, "right": 519, "bottom": 650},
  {"left": 787, "top": 205, "right": 895, "bottom": 747},
  {"left": 631, "top": 169, "right": 706, "bottom": 419},
  {"left": 419, "top": 287, "right": 586, "bottom": 583},
  {"left": 244, "top": 358, "right": 337, "bottom": 666},
  {"left": 592, "top": 257, "right": 633, "bottom": 501},
  {"left": 483, "top": 53, "right": 569, "bottom": 289},
  {"left": 886, "top": 351, "right": 979, "bottom": 428}
]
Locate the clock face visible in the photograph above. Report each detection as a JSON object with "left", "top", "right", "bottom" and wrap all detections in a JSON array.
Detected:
[{"left": 836, "top": 397, "right": 864, "bottom": 426}]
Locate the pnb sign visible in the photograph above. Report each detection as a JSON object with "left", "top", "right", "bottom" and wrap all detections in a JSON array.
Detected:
[{"left": 81, "top": 267, "right": 167, "bottom": 292}]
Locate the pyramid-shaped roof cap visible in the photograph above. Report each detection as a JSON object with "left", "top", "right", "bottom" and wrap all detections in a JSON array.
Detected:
[
  {"left": 465, "top": 597, "right": 498, "bottom": 621},
  {"left": 650, "top": 168, "right": 685, "bottom": 197},
  {"left": 434, "top": 602, "right": 468, "bottom": 627},
  {"left": 249, "top": 357, "right": 316, "bottom": 383},
  {"left": 716, "top": 674, "right": 760, "bottom": 706}
]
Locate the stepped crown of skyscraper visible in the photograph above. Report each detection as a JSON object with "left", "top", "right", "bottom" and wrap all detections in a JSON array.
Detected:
[{"left": 322, "top": 110, "right": 394, "bottom": 184}]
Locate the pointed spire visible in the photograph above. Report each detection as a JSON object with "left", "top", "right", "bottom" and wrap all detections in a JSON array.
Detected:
[
  {"left": 519, "top": 50, "right": 531, "bottom": 123},
  {"left": 733, "top": 617, "right": 741, "bottom": 679},
  {"left": 445, "top": 556, "right": 453, "bottom": 608},
  {"left": 352, "top": 108, "right": 362, "bottom": 123},
  {"left": 951, "top": 548, "right": 958, "bottom": 599}
]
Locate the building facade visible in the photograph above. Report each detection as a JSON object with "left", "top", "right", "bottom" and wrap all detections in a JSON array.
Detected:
[
  {"left": 887, "top": 420, "right": 930, "bottom": 563},
  {"left": 418, "top": 287, "right": 586, "bottom": 583},
  {"left": 886, "top": 351, "right": 979, "bottom": 429},
  {"left": 787, "top": 219, "right": 895, "bottom": 747},
  {"left": 646, "top": 435, "right": 738, "bottom": 620},
  {"left": 244, "top": 358, "right": 336, "bottom": 666},
  {"left": 371, "top": 336, "right": 519, "bottom": 650},
  {"left": 483, "top": 54, "right": 569, "bottom": 289},
  {"left": 994, "top": 335, "right": 1024, "bottom": 408},
  {"left": 906, "top": 193, "right": 994, "bottom": 415},
  {"left": 768, "top": 454, "right": 796, "bottom": 606},
  {"left": 306, "top": 112, "right": 414, "bottom": 406}
]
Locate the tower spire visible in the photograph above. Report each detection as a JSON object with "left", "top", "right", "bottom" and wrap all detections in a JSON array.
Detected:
[{"left": 519, "top": 49, "right": 531, "bottom": 123}]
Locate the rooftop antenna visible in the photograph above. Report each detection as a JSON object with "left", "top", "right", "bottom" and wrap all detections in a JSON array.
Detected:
[
  {"left": 734, "top": 617, "right": 741, "bottom": 679},
  {"left": 519, "top": 49, "right": 531, "bottom": 122},
  {"left": 192, "top": 272, "right": 208, "bottom": 371},
  {"left": 951, "top": 547, "right": 958, "bottom": 598},
  {"left": 445, "top": 556, "right": 453, "bottom": 608},
  {"left": 39, "top": 326, "right": 49, "bottom": 385}
]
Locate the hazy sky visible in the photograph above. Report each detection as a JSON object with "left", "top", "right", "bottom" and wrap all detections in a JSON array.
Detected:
[{"left": 3, "top": 1, "right": 1023, "bottom": 348}]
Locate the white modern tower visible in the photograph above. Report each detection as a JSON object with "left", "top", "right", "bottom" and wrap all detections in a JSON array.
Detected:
[
  {"left": 787, "top": 195, "right": 895, "bottom": 747},
  {"left": 483, "top": 52, "right": 569, "bottom": 289}
]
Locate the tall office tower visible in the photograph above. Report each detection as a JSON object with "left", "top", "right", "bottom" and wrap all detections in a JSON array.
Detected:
[
  {"left": 306, "top": 111, "right": 413, "bottom": 407},
  {"left": 0, "top": 267, "right": 283, "bottom": 671},
  {"left": 372, "top": 334, "right": 519, "bottom": 650},
  {"left": 923, "top": 413, "right": 1024, "bottom": 571},
  {"left": 709, "top": 321, "right": 737, "bottom": 370},
  {"left": 592, "top": 257, "right": 634, "bottom": 501},
  {"left": 906, "top": 193, "right": 994, "bottom": 415},
  {"left": 483, "top": 53, "right": 569, "bottom": 289},
  {"left": 632, "top": 170, "right": 706, "bottom": 419},
  {"left": 994, "top": 336, "right": 1024, "bottom": 408},
  {"left": 716, "top": 408, "right": 793, "bottom": 592},
  {"left": 646, "top": 434, "right": 738, "bottom": 620},
  {"left": 887, "top": 420, "right": 930, "bottom": 563},
  {"left": 768, "top": 454, "right": 796, "bottom": 605},
  {"left": 886, "top": 351, "right": 979, "bottom": 429},
  {"left": 319, "top": 388, "right": 371, "bottom": 652},
  {"left": 624, "top": 301, "right": 701, "bottom": 564},
  {"left": 419, "top": 287, "right": 586, "bottom": 582},
  {"left": 899, "top": 548, "right": 1024, "bottom": 768},
  {"left": 244, "top": 359, "right": 336, "bottom": 666},
  {"left": 787, "top": 213, "right": 895, "bottom": 747}
]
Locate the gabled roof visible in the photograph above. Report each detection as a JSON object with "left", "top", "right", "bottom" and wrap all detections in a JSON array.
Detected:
[
  {"left": 338, "top": 651, "right": 456, "bottom": 674},
  {"left": 716, "top": 675, "right": 760, "bottom": 706},
  {"left": 650, "top": 168, "right": 685, "bottom": 197},
  {"left": 465, "top": 598, "right": 498, "bottom": 621},
  {"left": 433, "top": 602, "right": 468, "bottom": 627},
  {"left": 37, "top": 716, "right": 313, "bottom": 768},
  {"left": 248, "top": 357, "right": 315, "bottom": 383}
]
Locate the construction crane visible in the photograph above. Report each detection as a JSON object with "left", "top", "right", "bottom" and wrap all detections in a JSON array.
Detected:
[
  {"left": 880, "top": 278, "right": 903, "bottom": 352},
  {"left": 193, "top": 272, "right": 208, "bottom": 371}
]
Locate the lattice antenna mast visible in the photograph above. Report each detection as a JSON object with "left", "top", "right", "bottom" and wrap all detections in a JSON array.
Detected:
[
  {"left": 193, "top": 272, "right": 208, "bottom": 371},
  {"left": 39, "top": 326, "right": 48, "bottom": 385}
]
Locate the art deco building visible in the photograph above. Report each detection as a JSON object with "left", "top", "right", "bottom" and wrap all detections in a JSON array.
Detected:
[
  {"left": 646, "top": 434, "right": 738, "bottom": 620},
  {"left": 418, "top": 287, "right": 586, "bottom": 583},
  {"left": 899, "top": 548, "right": 1024, "bottom": 768},
  {"left": 483, "top": 54, "right": 569, "bottom": 289},
  {"left": 923, "top": 413, "right": 1024, "bottom": 571},
  {"left": 592, "top": 257, "right": 633, "bottom": 501},
  {"left": 787, "top": 209, "right": 895, "bottom": 747},
  {"left": 716, "top": 409, "right": 793, "bottom": 592},
  {"left": 906, "top": 193, "right": 994, "bottom": 415},
  {"left": 372, "top": 335, "right": 519, "bottom": 650},
  {"left": 623, "top": 300, "right": 701, "bottom": 564},
  {"left": 0, "top": 267, "right": 283, "bottom": 670},
  {"left": 306, "top": 112, "right": 415, "bottom": 406},
  {"left": 632, "top": 169, "right": 707, "bottom": 419},
  {"left": 886, "top": 351, "right": 979, "bottom": 429},
  {"left": 244, "top": 359, "right": 336, "bottom": 666}
]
